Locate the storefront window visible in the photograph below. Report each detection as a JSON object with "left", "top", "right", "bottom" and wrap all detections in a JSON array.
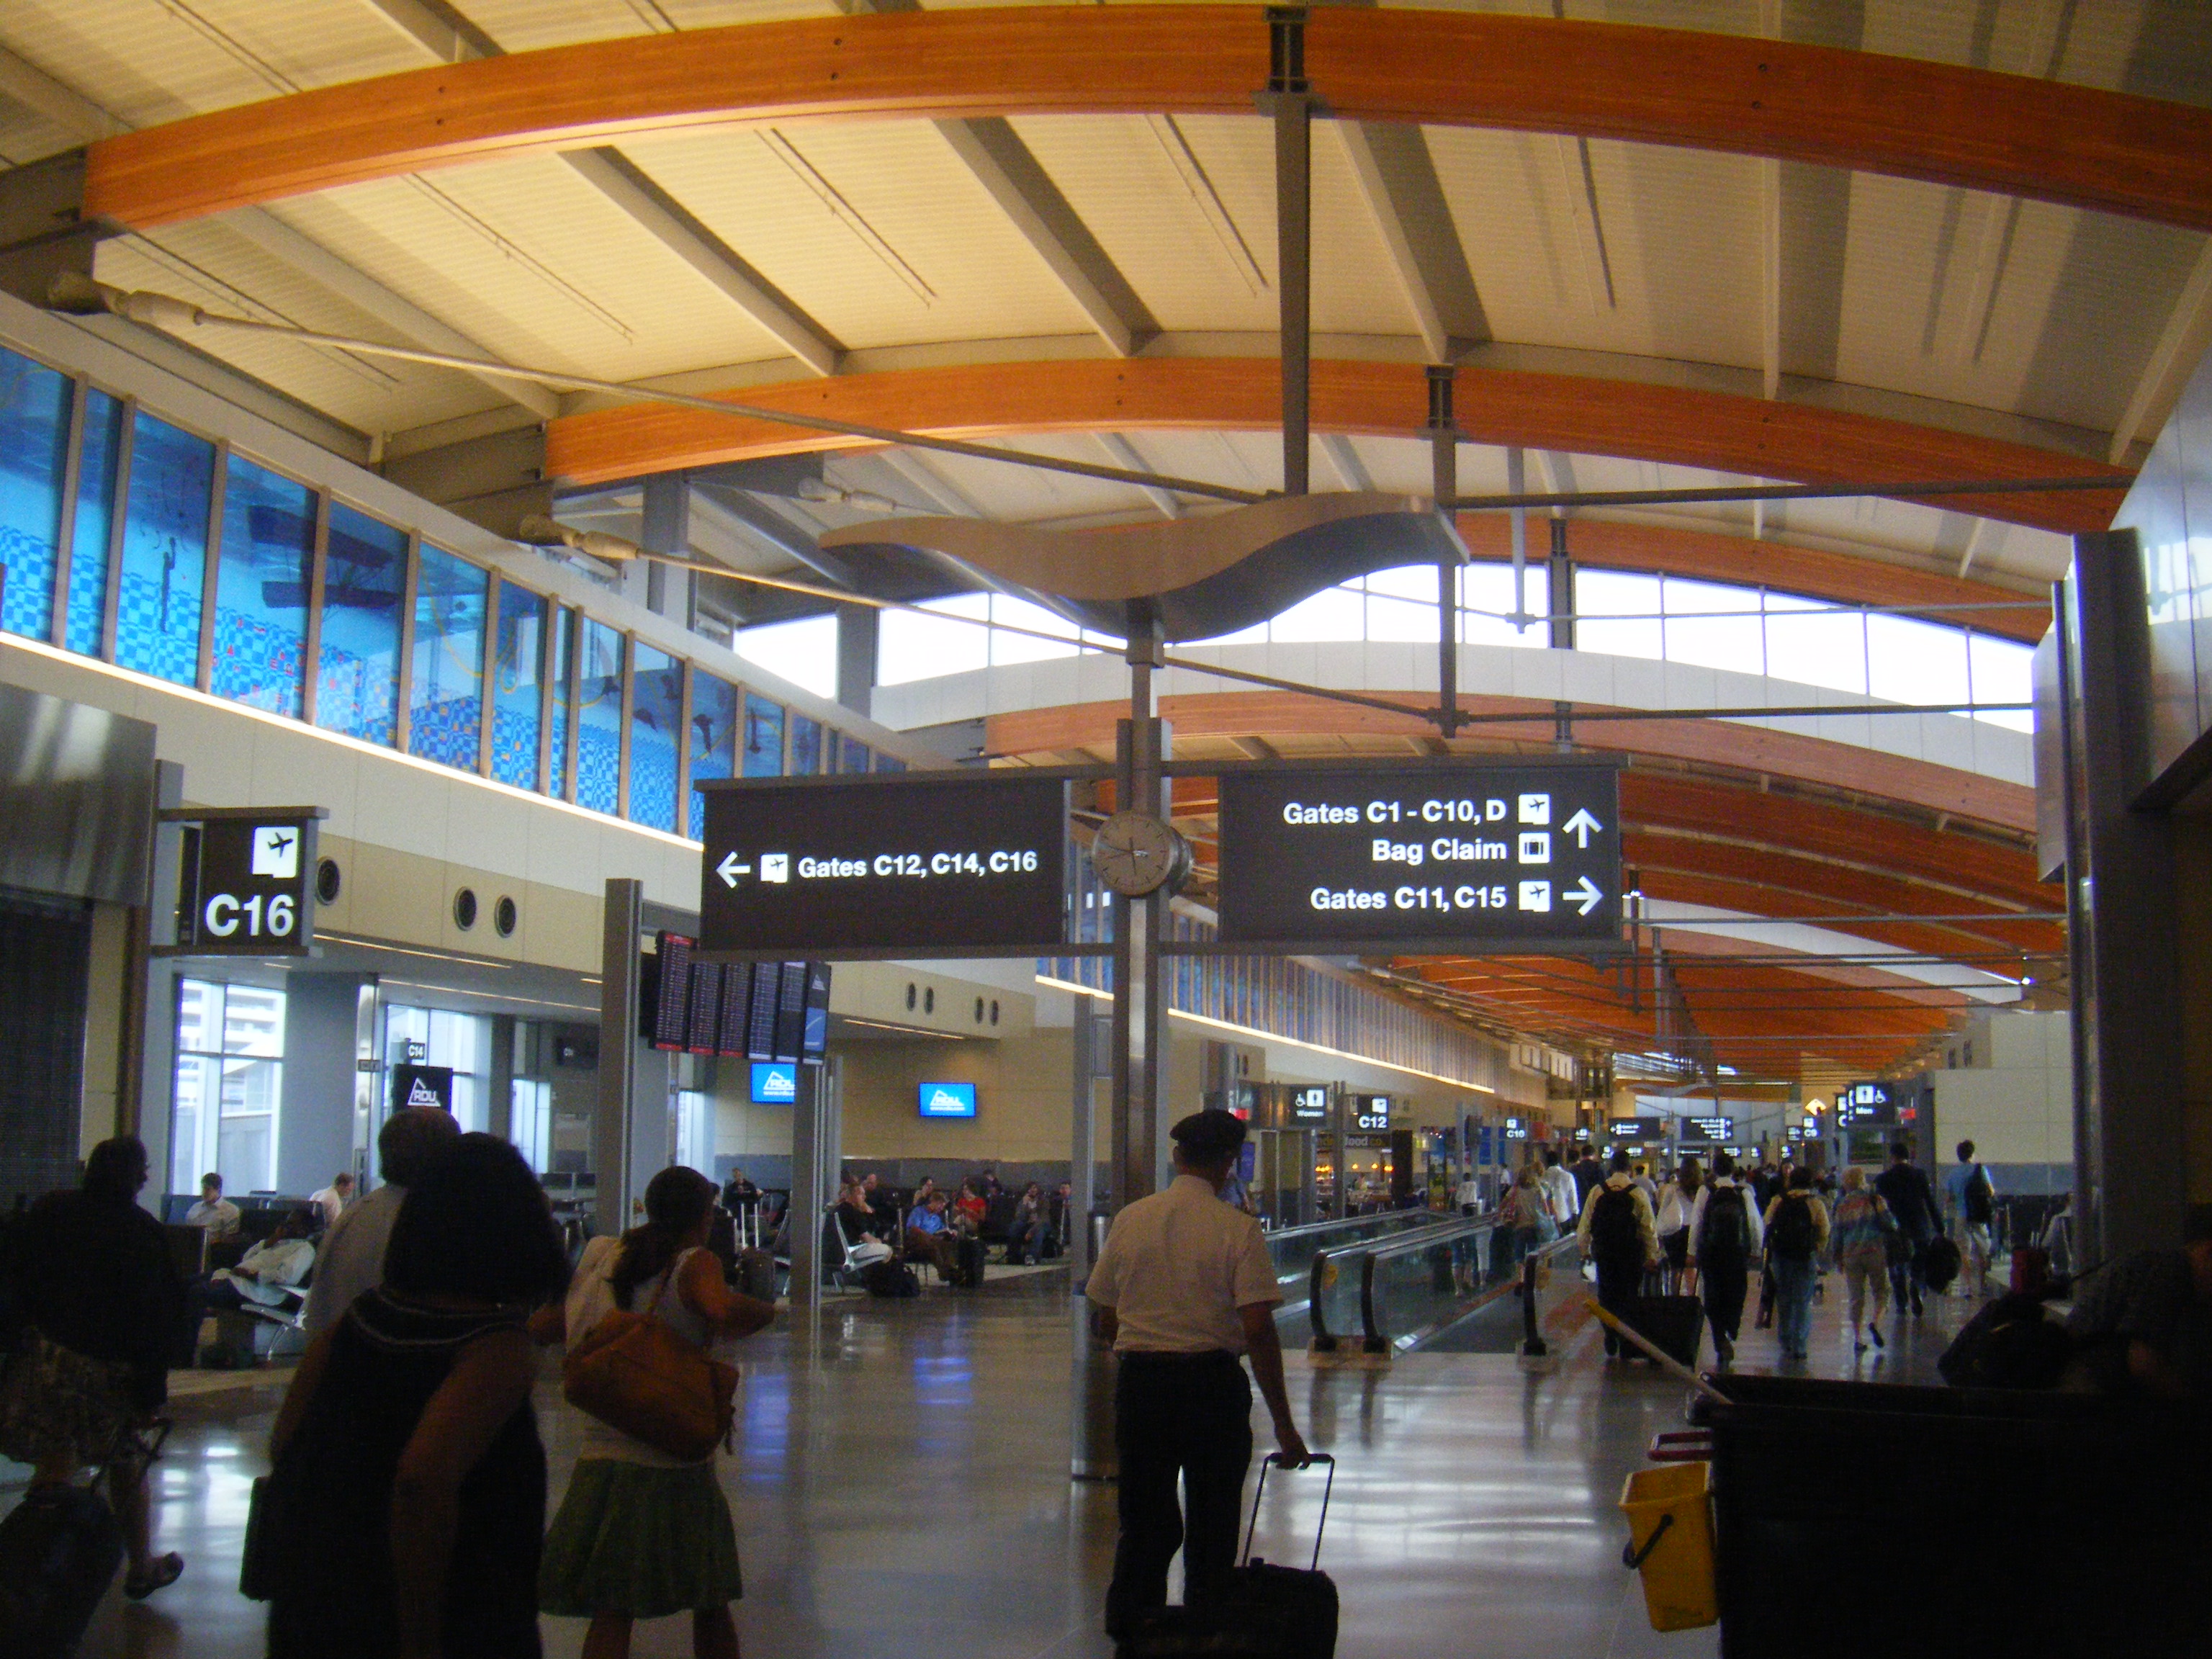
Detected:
[
  {"left": 212, "top": 454, "right": 313, "bottom": 716},
  {"left": 171, "top": 979, "right": 286, "bottom": 1197},
  {"left": 689, "top": 670, "right": 739, "bottom": 840},
  {"left": 0, "top": 348, "right": 71, "bottom": 642},
  {"left": 576, "top": 620, "right": 624, "bottom": 814},
  {"left": 318, "top": 503, "right": 405, "bottom": 745},
  {"left": 409, "top": 544, "right": 487, "bottom": 770},
  {"left": 115, "top": 410, "right": 214, "bottom": 685}
]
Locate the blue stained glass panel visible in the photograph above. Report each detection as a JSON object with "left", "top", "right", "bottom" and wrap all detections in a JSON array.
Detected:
[
  {"left": 549, "top": 606, "right": 574, "bottom": 799},
  {"left": 629, "top": 642, "right": 681, "bottom": 832},
  {"left": 742, "top": 694, "right": 783, "bottom": 778},
  {"left": 0, "top": 349, "right": 70, "bottom": 642},
  {"left": 212, "top": 455, "right": 311, "bottom": 716},
  {"left": 577, "top": 619, "right": 624, "bottom": 814},
  {"left": 491, "top": 581, "right": 547, "bottom": 790},
  {"left": 841, "top": 737, "right": 871, "bottom": 773},
  {"left": 408, "top": 545, "right": 487, "bottom": 770},
  {"left": 66, "top": 390, "right": 123, "bottom": 657},
  {"left": 789, "top": 712, "right": 822, "bottom": 778},
  {"left": 115, "top": 411, "right": 213, "bottom": 685},
  {"left": 688, "top": 670, "right": 738, "bottom": 840},
  {"left": 317, "top": 503, "right": 405, "bottom": 745}
]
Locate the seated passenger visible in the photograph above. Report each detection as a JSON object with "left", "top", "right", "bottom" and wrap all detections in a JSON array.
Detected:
[
  {"left": 904, "top": 1193, "right": 961, "bottom": 1279},
  {"left": 2064, "top": 1202, "right": 2212, "bottom": 1397},
  {"left": 1007, "top": 1183, "right": 1052, "bottom": 1264},
  {"left": 308, "top": 1172, "right": 354, "bottom": 1233},
  {"left": 186, "top": 1172, "right": 241, "bottom": 1238}
]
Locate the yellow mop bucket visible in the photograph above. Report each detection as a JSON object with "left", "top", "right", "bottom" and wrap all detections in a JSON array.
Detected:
[{"left": 1618, "top": 1461, "right": 1718, "bottom": 1632}]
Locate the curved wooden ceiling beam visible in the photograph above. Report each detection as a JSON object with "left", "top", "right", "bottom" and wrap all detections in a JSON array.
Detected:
[
  {"left": 84, "top": 7, "right": 2212, "bottom": 234},
  {"left": 545, "top": 359, "right": 2125, "bottom": 534}
]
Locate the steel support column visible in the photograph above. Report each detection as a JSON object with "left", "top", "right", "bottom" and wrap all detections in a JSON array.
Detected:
[{"left": 1270, "top": 9, "right": 1311, "bottom": 498}]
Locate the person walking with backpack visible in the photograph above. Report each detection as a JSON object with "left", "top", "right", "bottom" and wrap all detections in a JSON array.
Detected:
[
  {"left": 1873, "top": 1141, "right": 1942, "bottom": 1317},
  {"left": 1945, "top": 1140, "right": 1999, "bottom": 1298},
  {"left": 1763, "top": 1168, "right": 1830, "bottom": 1362},
  {"left": 1686, "top": 1151, "right": 1762, "bottom": 1364},
  {"left": 1576, "top": 1152, "right": 1660, "bottom": 1359},
  {"left": 1829, "top": 1168, "right": 1894, "bottom": 1356}
]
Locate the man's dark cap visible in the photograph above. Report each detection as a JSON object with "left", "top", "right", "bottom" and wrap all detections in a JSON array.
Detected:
[{"left": 1172, "top": 1109, "right": 1248, "bottom": 1157}]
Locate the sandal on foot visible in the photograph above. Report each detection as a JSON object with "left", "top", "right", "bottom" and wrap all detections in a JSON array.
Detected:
[{"left": 125, "top": 1554, "right": 184, "bottom": 1599}]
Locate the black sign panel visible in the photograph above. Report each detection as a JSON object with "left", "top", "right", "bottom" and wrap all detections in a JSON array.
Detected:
[
  {"left": 1215, "top": 763, "right": 1622, "bottom": 948},
  {"left": 390, "top": 1063, "right": 453, "bottom": 1113},
  {"left": 171, "top": 811, "right": 320, "bottom": 956},
  {"left": 697, "top": 775, "right": 1067, "bottom": 957}
]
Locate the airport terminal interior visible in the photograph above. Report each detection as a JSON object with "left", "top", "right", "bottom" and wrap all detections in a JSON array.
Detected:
[{"left": 3, "top": 1, "right": 2212, "bottom": 1655}]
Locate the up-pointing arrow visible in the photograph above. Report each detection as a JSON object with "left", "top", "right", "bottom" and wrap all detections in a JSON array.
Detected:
[
  {"left": 1562, "top": 807, "right": 1604, "bottom": 848},
  {"left": 1569, "top": 874, "right": 1605, "bottom": 915},
  {"left": 716, "top": 851, "right": 751, "bottom": 889}
]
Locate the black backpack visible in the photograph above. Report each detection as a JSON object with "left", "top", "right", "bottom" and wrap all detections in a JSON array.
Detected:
[
  {"left": 1768, "top": 1194, "right": 1817, "bottom": 1261},
  {"left": 1964, "top": 1164, "right": 1995, "bottom": 1226},
  {"left": 1588, "top": 1184, "right": 1642, "bottom": 1263},
  {"left": 1698, "top": 1183, "right": 1750, "bottom": 1269}
]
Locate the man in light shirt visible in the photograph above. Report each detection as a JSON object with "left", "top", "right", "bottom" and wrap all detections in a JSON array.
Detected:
[
  {"left": 1087, "top": 1109, "right": 1313, "bottom": 1640},
  {"left": 184, "top": 1172, "right": 240, "bottom": 1238},
  {"left": 301, "top": 1106, "right": 459, "bottom": 1334}
]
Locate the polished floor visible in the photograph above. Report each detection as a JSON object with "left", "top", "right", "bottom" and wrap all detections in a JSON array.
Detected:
[{"left": 4, "top": 1267, "right": 1983, "bottom": 1659}]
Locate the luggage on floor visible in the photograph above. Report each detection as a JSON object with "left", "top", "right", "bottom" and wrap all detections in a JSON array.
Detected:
[
  {"left": 1622, "top": 1295, "right": 1704, "bottom": 1369},
  {"left": 862, "top": 1259, "right": 920, "bottom": 1299},
  {"left": 1116, "top": 1453, "right": 1338, "bottom": 1659},
  {"left": 1924, "top": 1236, "right": 1963, "bottom": 1292},
  {"left": 953, "top": 1236, "right": 987, "bottom": 1289},
  {"left": 734, "top": 1246, "right": 777, "bottom": 1303},
  {"left": 0, "top": 1481, "right": 124, "bottom": 1658}
]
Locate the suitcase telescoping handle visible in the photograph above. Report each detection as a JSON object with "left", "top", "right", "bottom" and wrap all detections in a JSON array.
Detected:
[{"left": 1241, "top": 1451, "right": 1336, "bottom": 1571}]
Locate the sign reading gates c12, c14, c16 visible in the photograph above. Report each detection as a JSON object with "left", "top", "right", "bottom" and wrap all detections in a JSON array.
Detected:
[
  {"left": 696, "top": 774, "right": 1069, "bottom": 957},
  {"left": 1214, "top": 763, "right": 1623, "bottom": 950}
]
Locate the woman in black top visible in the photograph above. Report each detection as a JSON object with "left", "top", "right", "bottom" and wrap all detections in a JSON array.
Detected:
[
  {"left": 0, "top": 1136, "right": 186, "bottom": 1597},
  {"left": 264, "top": 1134, "right": 567, "bottom": 1659}
]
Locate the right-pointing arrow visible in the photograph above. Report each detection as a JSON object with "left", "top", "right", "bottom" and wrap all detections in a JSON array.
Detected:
[
  {"left": 1562, "top": 807, "right": 1604, "bottom": 848},
  {"left": 1569, "top": 874, "right": 1605, "bottom": 915}
]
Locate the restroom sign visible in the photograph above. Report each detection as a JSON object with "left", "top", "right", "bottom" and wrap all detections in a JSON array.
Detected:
[{"left": 161, "top": 806, "right": 325, "bottom": 958}]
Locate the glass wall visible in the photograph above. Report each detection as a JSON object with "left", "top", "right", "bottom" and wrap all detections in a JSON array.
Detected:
[
  {"left": 0, "top": 350, "right": 71, "bottom": 642},
  {"left": 742, "top": 692, "right": 783, "bottom": 777},
  {"left": 491, "top": 580, "right": 547, "bottom": 790},
  {"left": 115, "top": 410, "right": 213, "bottom": 685},
  {"left": 171, "top": 979, "right": 286, "bottom": 1196},
  {"left": 212, "top": 454, "right": 313, "bottom": 716},
  {"left": 0, "top": 339, "right": 910, "bottom": 835},
  {"left": 690, "top": 670, "right": 739, "bottom": 840},
  {"left": 630, "top": 642, "right": 683, "bottom": 832},
  {"left": 320, "top": 503, "right": 405, "bottom": 745},
  {"left": 409, "top": 544, "right": 487, "bottom": 770},
  {"left": 576, "top": 619, "right": 625, "bottom": 814}
]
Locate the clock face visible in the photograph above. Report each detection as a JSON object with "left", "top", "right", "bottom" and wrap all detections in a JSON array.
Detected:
[{"left": 1090, "top": 811, "right": 1189, "bottom": 896}]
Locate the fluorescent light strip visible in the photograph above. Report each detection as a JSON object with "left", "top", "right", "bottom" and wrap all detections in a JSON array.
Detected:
[{"left": 1035, "top": 974, "right": 1496, "bottom": 1093}]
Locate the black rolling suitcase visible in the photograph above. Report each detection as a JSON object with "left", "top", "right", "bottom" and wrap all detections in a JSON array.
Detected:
[
  {"left": 1118, "top": 1453, "right": 1339, "bottom": 1659},
  {"left": 0, "top": 1481, "right": 125, "bottom": 1658},
  {"left": 953, "top": 1236, "right": 987, "bottom": 1289},
  {"left": 1624, "top": 1295, "right": 1703, "bottom": 1368}
]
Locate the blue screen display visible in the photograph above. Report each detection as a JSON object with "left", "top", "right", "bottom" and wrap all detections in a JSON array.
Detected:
[
  {"left": 750, "top": 1061, "right": 797, "bottom": 1104},
  {"left": 918, "top": 1081, "right": 977, "bottom": 1120}
]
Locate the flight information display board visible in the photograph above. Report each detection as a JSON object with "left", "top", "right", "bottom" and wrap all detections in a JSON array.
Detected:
[
  {"left": 1215, "top": 763, "right": 1622, "bottom": 949},
  {"left": 697, "top": 775, "right": 1068, "bottom": 956}
]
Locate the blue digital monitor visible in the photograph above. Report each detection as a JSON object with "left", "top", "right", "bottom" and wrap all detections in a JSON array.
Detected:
[
  {"left": 918, "top": 1081, "right": 977, "bottom": 1120},
  {"left": 750, "top": 1061, "right": 798, "bottom": 1104}
]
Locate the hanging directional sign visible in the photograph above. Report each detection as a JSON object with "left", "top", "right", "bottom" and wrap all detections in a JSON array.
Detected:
[
  {"left": 696, "top": 774, "right": 1068, "bottom": 958},
  {"left": 1215, "top": 762, "right": 1622, "bottom": 950}
]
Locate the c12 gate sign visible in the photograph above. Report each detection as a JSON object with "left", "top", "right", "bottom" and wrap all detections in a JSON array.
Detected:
[
  {"left": 1215, "top": 763, "right": 1622, "bottom": 950},
  {"left": 696, "top": 773, "right": 1067, "bottom": 957}
]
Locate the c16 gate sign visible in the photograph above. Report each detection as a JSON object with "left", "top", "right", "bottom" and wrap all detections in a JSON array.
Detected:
[{"left": 1215, "top": 763, "right": 1622, "bottom": 950}]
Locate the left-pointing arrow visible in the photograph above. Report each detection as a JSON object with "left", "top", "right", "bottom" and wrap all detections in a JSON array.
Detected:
[
  {"left": 716, "top": 852, "right": 751, "bottom": 888},
  {"left": 1569, "top": 874, "right": 1605, "bottom": 916}
]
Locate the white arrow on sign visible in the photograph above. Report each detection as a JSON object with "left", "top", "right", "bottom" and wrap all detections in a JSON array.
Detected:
[
  {"left": 716, "top": 852, "right": 752, "bottom": 888},
  {"left": 1569, "top": 874, "right": 1605, "bottom": 915},
  {"left": 1562, "top": 807, "right": 1604, "bottom": 848}
]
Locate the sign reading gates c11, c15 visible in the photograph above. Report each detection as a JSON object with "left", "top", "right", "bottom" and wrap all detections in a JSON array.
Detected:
[
  {"left": 1215, "top": 763, "right": 1623, "bottom": 949},
  {"left": 696, "top": 774, "right": 1068, "bottom": 957}
]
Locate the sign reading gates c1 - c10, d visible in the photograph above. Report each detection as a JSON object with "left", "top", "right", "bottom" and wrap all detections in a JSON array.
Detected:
[
  {"left": 1214, "top": 763, "right": 1622, "bottom": 950},
  {"left": 696, "top": 774, "right": 1068, "bottom": 958},
  {"left": 164, "top": 807, "right": 324, "bottom": 958}
]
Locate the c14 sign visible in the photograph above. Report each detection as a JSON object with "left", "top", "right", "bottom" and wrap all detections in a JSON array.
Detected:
[{"left": 1215, "top": 763, "right": 1622, "bottom": 949}]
